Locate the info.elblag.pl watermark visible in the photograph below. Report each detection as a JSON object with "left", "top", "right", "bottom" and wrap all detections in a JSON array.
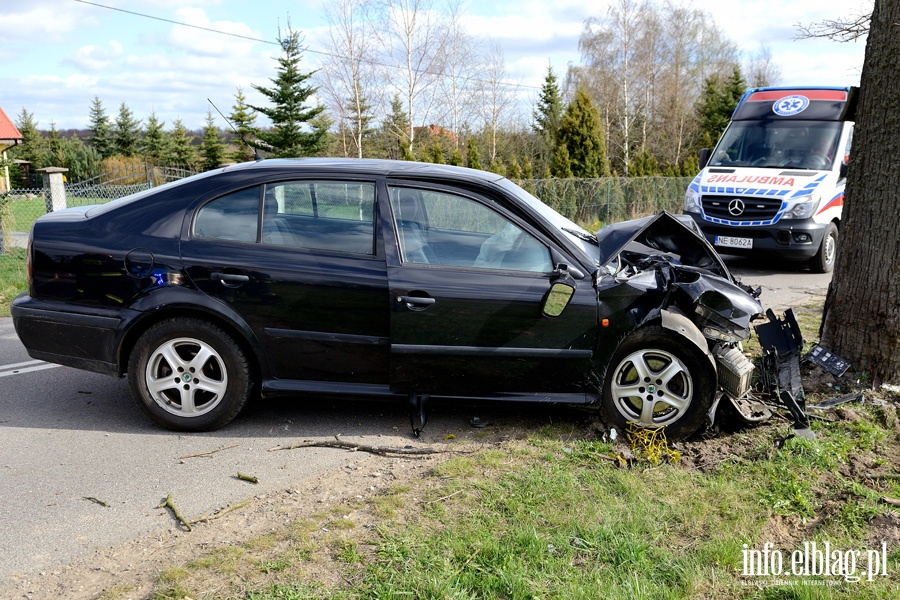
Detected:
[{"left": 741, "top": 541, "right": 891, "bottom": 584}]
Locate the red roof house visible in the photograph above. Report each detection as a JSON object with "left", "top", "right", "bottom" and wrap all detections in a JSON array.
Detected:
[{"left": 0, "top": 106, "right": 23, "bottom": 192}]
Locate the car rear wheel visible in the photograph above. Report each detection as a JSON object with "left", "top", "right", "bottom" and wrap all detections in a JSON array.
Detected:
[
  {"left": 600, "top": 326, "right": 714, "bottom": 440},
  {"left": 809, "top": 222, "right": 838, "bottom": 273},
  {"left": 128, "top": 318, "right": 254, "bottom": 431}
]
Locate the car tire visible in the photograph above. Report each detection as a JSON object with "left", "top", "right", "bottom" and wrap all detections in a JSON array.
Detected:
[
  {"left": 809, "top": 222, "right": 838, "bottom": 273},
  {"left": 128, "top": 318, "right": 254, "bottom": 431},
  {"left": 600, "top": 326, "right": 714, "bottom": 440}
]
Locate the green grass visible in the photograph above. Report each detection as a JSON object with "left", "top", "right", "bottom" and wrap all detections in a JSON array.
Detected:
[
  {"left": 132, "top": 298, "right": 900, "bottom": 599},
  {"left": 0, "top": 247, "right": 27, "bottom": 316},
  {"left": 141, "top": 413, "right": 899, "bottom": 599}
]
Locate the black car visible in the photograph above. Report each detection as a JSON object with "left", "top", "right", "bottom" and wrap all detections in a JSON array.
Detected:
[{"left": 12, "top": 159, "right": 763, "bottom": 439}]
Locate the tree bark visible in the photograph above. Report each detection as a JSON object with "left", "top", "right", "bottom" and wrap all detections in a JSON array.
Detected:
[{"left": 821, "top": 0, "right": 900, "bottom": 384}]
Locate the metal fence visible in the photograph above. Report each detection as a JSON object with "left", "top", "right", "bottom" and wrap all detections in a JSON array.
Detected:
[
  {"left": 0, "top": 174, "right": 691, "bottom": 309},
  {"left": 523, "top": 177, "right": 691, "bottom": 227}
]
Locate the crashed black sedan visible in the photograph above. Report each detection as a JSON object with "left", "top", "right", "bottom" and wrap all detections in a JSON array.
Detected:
[{"left": 12, "top": 159, "right": 763, "bottom": 438}]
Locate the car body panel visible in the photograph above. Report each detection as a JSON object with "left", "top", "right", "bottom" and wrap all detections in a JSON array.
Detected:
[{"left": 11, "top": 158, "right": 764, "bottom": 434}]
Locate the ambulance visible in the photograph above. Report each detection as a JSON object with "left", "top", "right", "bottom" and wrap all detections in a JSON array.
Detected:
[{"left": 684, "top": 86, "right": 857, "bottom": 272}]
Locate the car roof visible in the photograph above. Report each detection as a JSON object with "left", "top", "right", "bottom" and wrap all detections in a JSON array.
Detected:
[{"left": 220, "top": 158, "right": 506, "bottom": 184}]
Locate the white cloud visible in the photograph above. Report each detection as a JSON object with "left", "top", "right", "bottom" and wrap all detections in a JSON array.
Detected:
[
  {"left": 0, "top": 1, "right": 90, "bottom": 43},
  {"left": 166, "top": 7, "right": 268, "bottom": 57},
  {"left": 67, "top": 41, "right": 125, "bottom": 72}
]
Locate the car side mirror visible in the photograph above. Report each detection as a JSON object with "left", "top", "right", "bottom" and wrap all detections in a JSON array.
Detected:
[
  {"left": 839, "top": 160, "right": 849, "bottom": 180},
  {"left": 542, "top": 264, "right": 576, "bottom": 318},
  {"left": 698, "top": 148, "right": 711, "bottom": 169}
]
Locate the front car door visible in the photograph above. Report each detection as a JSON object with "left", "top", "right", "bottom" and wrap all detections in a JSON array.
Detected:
[{"left": 383, "top": 181, "right": 598, "bottom": 396}]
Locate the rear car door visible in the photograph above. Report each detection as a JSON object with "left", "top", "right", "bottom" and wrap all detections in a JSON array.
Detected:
[
  {"left": 383, "top": 182, "right": 598, "bottom": 395},
  {"left": 180, "top": 178, "right": 390, "bottom": 384}
]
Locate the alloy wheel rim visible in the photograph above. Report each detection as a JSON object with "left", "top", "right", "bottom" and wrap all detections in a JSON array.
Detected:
[
  {"left": 610, "top": 348, "right": 693, "bottom": 427},
  {"left": 145, "top": 337, "right": 228, "bottom": 417}
]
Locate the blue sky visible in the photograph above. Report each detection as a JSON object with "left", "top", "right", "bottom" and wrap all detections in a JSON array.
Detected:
[{"left": 0, "top": 0, "right": 871, "bottom": 131}]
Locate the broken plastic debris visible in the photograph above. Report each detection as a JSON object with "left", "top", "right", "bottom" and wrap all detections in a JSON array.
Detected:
[{"left": 804, "top": 343, "right": 851, "bottom": 377}]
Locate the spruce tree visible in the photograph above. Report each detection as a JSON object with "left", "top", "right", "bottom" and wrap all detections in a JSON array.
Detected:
[
  {"left": 168, "top": 119, "right": 196, "bottom": 167},
  {"left": 695, "top": 67, "right": 746, "bottom": 149},
  {"left": 114, "top": 102, "right": 141, "bottom": 157},
  {"left": 555, "top": 87, "right": 609, "bottom": 178},
  {"left": 522, "top": 158, "right": 533, "bottom": 179},
  {"left": 199, "top": 111, "right": 226, "bottom": 171},
  {"left": 532, "top": 65, "right": 563, "bottom": 141},
  {"left": 12, "top": 109, "right": 47, "bottom": 168},
  {"left": 378, "top": 94, "right": 409, "bottom": 160},
  {"left": 142, "top": 111, "right": 172, "bottom": 164},
  {"left": 250, "top": 28, "right": 327, "bottom": 157},
  {"left": 465, "top": 138, "right": 482, "bottom": 170},
  {"left": 429, "top": 143, "right": 445, "bottom": 164},
  {"left": 88, "top": 96, "right": 114, "bottom": 159},
  {"left": 47, "top": 122, "right": 63, "bottom": 167},
  {"left": 549, "top": 142, "right": 573, "bottom": 178},
  {"left": 507, "top": 157, "right": 522, "bottom": 179},
  {"left": 229, "top": 87, "right": 258, "bottom": 163}
]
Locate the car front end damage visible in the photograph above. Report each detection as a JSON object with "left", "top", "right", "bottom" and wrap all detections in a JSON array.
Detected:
[{"left": 595, "top": 212, "right": 766, "bottom": 435}]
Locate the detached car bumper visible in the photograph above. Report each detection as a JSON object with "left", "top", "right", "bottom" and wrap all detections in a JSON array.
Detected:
[
  {"left": 11, "top": 293, "right": 132, "bottom": 376},
  {"left": 687, "top": 215, "right": 825, "bottom": 260}
]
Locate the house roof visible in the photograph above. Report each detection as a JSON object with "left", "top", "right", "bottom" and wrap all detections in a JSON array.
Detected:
[{"left": 0, "top": 106, "right": 23, "bottom": 144}]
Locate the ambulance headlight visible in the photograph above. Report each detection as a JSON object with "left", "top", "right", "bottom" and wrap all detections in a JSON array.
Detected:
[
  {"left": 684, "top": 188, "right": 701, "bottom": 213},
  {"left": 783, "top": 195, "right": 818, "bottom": 220}
]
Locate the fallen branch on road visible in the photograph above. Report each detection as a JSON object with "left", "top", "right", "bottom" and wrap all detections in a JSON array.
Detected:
[
  {"left": 178, "top": 443, "right": 241, "bottom": 460},
  {"left": 190, "top": 498, "right": 253, "bottom": 525},
  {"left": 157, "top": 493, "right": 192, "bottom": 531},
  {"left": 269, "top": 436, "right": 480, "bottom": 458}
]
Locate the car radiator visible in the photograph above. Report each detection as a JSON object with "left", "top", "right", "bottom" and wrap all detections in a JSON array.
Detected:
[{"left": 714, "top": 345, "right": 755, "bottom": 398}]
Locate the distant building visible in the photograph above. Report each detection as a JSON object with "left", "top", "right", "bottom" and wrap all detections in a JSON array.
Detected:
[
  {"left": 0, "top": 106, "right": 23, "bottom": 192},
  {"left": 414, "top": 124, "right": 458, "bottom": 145}
]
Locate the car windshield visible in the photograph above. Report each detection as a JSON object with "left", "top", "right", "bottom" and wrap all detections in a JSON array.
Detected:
[
  {"left": 495, "top": 178, "right": 601, "bottom": 266},
  {"left": 709, "top": 120, "right": 842, "bottom": 170}
]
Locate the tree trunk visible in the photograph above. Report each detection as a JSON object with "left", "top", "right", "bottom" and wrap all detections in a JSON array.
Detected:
[{"left": 820, "top": 0, "right": 900, "bottom": 384}]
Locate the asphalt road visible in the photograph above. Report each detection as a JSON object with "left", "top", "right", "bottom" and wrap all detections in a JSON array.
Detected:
[
  {"left": 0, "top": 257, "right": 831, "bottom": 587},
  {"left": 723, "top": 255, "right": 833, "bottom": 311},
  {"left": 0, "top": 319, "right": 428, "bottom": 588}
]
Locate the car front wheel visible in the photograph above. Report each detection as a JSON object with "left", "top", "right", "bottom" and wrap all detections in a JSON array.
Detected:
[
  {"left": 809, "top": 222, "right": 838, "bottom": 273},
  {"left": 600, "top": 326, "right": 714, "bottom": 440},
  {"left": 128, "top": 318, "right": 254, "bottom": 431}
]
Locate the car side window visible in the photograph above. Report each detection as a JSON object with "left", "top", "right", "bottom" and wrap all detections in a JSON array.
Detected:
[
  {"left": 389, "top": 186, "right": 552, "bottom": 272},
  {"left": 262, "top": 181, "right": 376, "bottom": 255},
  {"left": 194, "top": 186, "right": 260, "bottom": 242}
]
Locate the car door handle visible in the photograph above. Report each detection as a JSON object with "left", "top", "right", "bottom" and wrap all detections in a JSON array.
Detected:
[
  {"left": 396, "top": 295, "right": 435, "bottom": 307},
  {"left": 211, "top": 272, "right": 250, "bottom": 286}
]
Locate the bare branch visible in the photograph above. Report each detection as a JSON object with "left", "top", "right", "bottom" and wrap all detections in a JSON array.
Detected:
[{"left": 795, "top": 13, "right": 871, "bottom": 42}]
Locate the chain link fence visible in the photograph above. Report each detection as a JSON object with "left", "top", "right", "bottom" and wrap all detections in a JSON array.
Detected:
[
  {"left": 522, "top": 177, "right": 691, "bottom": 227},
  {"left": 1, "top": 173, "right": 691, "bottom": 312}
]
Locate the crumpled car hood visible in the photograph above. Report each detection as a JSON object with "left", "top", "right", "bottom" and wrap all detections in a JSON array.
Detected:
[{"left": 595, "top": 211, "right": 732, "bottom": 281}]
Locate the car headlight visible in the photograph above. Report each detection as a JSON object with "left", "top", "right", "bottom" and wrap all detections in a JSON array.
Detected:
[
  {"left": 782, "top": 195, "right": 818, "bottom": 220},
  {"left": 694, "top": 303, "right": 751, "bottom": 343},
  {"left": 684, "top": 188, "right": 701, "bottom": 213}
]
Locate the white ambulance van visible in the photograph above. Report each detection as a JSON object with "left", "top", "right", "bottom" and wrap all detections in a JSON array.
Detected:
[{"left": 684, "top": 86, "right": 857, "bottom": 272}]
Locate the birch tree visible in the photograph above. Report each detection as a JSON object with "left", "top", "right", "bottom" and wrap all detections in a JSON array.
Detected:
[
  {"left": 320, "top": 0, "right": 378, "bottom": 158},
  {"left": 372, "top": 0, "right": 449, "bottom": 156}
]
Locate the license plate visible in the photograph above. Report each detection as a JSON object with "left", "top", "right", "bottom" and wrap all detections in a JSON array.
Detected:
[{"left": 715, "top": 235, "right": 753, "bottom": 249}]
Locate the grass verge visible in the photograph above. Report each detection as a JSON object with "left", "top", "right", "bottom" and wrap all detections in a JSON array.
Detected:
[
  {"left": 0, "top": 247, "right": 27, "bottom": 317},
  {"left": 138, "top": 405, "right": 900, "bottom": 600}
]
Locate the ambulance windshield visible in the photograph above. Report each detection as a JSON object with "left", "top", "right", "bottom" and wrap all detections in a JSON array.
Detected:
[{"left": 710, "top": 120, "right": 843, "bottom": 171}]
